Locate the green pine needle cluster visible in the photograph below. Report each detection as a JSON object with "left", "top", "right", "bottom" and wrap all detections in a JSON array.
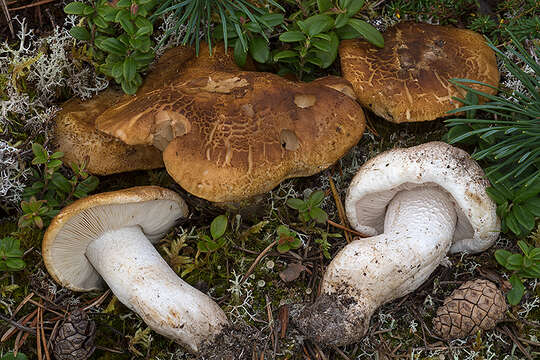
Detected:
[{"left": 445, "top": 33, "right": 540, "bottom": 237}]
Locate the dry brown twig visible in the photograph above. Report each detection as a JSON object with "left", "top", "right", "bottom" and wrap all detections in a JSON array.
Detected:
[{"left": 1, "top": 0, "right": 14, "bottom": 36}]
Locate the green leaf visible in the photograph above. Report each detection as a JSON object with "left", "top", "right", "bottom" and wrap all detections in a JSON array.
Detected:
[
  {"left": 302, "top": 14, "right": 334, "bottom": 36},
  {"left": 51, "top": 173, "right": 72, "bottom": 194},
  {"left": 512, "top": 205, "right": 535, "bottom": 231},
  {"left": 522, "top": 197, "right": 540, "bottom": 216},
  {"left": 96, "top": 3, "right": 118, "bottom": 21},
  {"left": 123, "top": 56, "right": 136, "bottom": 82},
  {"left": 233, "top": 38, "right": 248, "bottom": 67},
  {"left": 119, "top": 18, "right": 136, "bottom": 36},
  {"left": 314, "top": 31, "right": 339, "bottom": 68},
  {"left": 31, "top": 143, "right": 48, "bottom": 164},
  {"left": 130, "top": 36, "right": 151, "bottom": 52},
  {"left": 287, "top": 198, "right": 306, "bottom": 210},
  {"left": 506, "top": 253, "right": 523, "bottom": 270},
  {"left": 334, "top": 13, "right": 349, "bottom": 29},
  {"left": 75, "top": 176, "right": 99, "bottom": 196},
  {"left": 276, "top": 225, "right": 291, "bottom": 236},
  {"left": 529, "top": 248, "right": 540, "bottom": 261},
  {"left": 494, "top": 249, "right": 512, "bottom": 267},
  {"left": 507, "top": 275, "right": 525, "bottom": 305},
  {"left": 64, "top": 2, "right": 91, "bottom": 15},
  {"left": 121, "top": 78, "right": 138, "bottom": 94},
  {"left": 69, "top": 26, "right": 91, "bottom": 41},
  {"left": 317, "top": 0, "right": 333, "bottom": 12},
  {"left": 210, "top": 215, "right": 228, "bottom": 240},
  {"left": 310, "top": 207, "right": 329, "bottom": 224},
  {"left": 345, "top": 0, "right": 365, "bottom": 16},
  {"left": 274, "top": 50, "right": 298, "bottom": 61},
  {"left": 289, "top": 237, "right": 302, "bottom": 249},
  {"left": 97, "top": 38, "right": 127, "bottom": 56},
  {"left": 517, "top": 240, "right": 531, "bottom": 256},
  {"left": 276, "top": 243, "right": 290, "bottom": 253},
  {"left": 308, "top": 190, "right": 325, "bottom": 206},
  {"left": 346, "top": 19, "right": 384, "bottom": 47},
  {"left": 259, "top": 13, "right": 284, "bottom": 27},
  {"left": 249, "top": 36, "right": 270, "bottom": 63},
  {"left": 134, "top": 16, "right": 153, "bottom": 36},
  {"left": 6, "top": 258, "right": 25, "bottom": 271},
  {"left": 486, "top": 187, "right": 509, "bottom": 205},
  {"left": 279, "top": 31, "right": 306, "bottom": 42},
  {"left": 0, "top": 352, "right": 29, "bottom": 360}
]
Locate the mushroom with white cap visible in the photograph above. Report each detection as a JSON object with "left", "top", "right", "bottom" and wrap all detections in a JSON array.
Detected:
[
  {"left": 42, "top": 186, "right": 228, "bottom": 353},
  {"left": 295, "top": 141, "right": 500, "bottom": 346}
]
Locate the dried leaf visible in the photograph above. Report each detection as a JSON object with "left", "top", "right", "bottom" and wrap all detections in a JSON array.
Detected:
[{"left": 279, "top": 263, "right": 306, "bottom": 283}]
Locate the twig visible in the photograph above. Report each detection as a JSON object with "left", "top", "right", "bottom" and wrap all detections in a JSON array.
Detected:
[
  {"left": 500, "top": 325, "right": 533, "bottom": 360},
  {"left": 327, "top": 219, "right": 367, "bottom": 237},
  {"left": 8, "top": 0, "right": 56, "bottom": 11},
  {"left": 1, "top": 0, "right": 14, "bottom": 36},
  {"left": 312, "top": 342, "right": 328, "bottom": 360},
  {"left": 518, "top": 337, "right": 540, "bottom": 347},
  {"left": 330, "top": 345, "right": 351, "bottom": 360},
  {"left": 328, "top": 175, "right": 351, "bottom": 243},
  {"left": 36, "top": 307, "right": 42, "bottom": 360},
  {"left": 39, "top": 301, "right": 51, "bottom": 360},
  {"left": 0, "top": 313, "right": 36, "bottom": 336},
  {"left": 83, "top": 289, "right": 112, "bottom": 311},
  {"left": 241, "top": 240, "right": 277, "bottom": 284}
]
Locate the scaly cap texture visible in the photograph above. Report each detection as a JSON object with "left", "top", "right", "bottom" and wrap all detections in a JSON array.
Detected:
[{"left": 339, "top": 22, "right": 499, "bottom": 123}]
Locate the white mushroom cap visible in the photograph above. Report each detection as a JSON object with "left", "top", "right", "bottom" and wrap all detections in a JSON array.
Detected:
[
  {"left": 43, "top": 186, "right": 188, "bottom": 292},
  {"left": 345, "top": 141, "right": 500, "bottom": 253}
]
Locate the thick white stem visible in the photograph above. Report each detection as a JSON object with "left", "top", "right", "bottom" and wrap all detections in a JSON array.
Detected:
[
  {"left": 85, "top": 226, "right": 228, "bottom": 353},
  {"left": 297, "top": 186, "right": 457, "bottom": 346}
]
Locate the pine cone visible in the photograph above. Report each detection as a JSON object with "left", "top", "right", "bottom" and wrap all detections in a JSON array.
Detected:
[
  {"left": 433, "top": 279, "right": 506, "bottom": 340},
  {"left": 53, "top": 309, "right": 96, "bottom": 360}
]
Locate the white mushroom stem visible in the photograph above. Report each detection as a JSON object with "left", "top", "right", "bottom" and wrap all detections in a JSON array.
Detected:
[
  {"left": 85, "top": 225, "right": 228, "bottom": 353},
  {"left": 296, "top": 186, "right": 457, "bottom": 346}
]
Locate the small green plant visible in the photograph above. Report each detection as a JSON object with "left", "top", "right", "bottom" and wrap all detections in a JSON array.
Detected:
[
  {"left": 495, "top": 240, "right": 540, "bottom": 305},
  {"left": 315, "top": 230, "right": 342, "bottom": 258},
  {"left": 287, "top": 190, "right": 329, "bottom": 224},
  {"left": 19, "top": 143, "right": 99, "bottom": 229},
  {"left": 0, "top": 236, "right": 26, "bottom": 271},
  {"left": 0, "top": 353, "right": 28, "bottom": 360},
  {"left": 276, "top": 225, "right": 302, "bottom": 253},
  {"left": 275, "top": 0, "right": 383, "bottom": 79},
  {"left": 153, "top": 0, "right": 284, "bottom": 60},
  {"left": 64, "top": 0, "right": 158, "bottom": 94},
  {"left": 197, "top": 215, "right": 228, "bottom": 253},
  {"left": 162, "top": 233, "right": 195, "bottom": 276},
  {"left": 445, "top": 33, "right": 540, "bottom": 237}
]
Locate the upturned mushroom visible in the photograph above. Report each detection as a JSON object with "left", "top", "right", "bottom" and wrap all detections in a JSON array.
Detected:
[
  {"left": 95, "top": 71, "right": 365, "bottom": 202},
  {"left": 339, "top": 22, "right": 499, "bottom": 123},
  {"left": 42, "top": 186, "right": 227, "bottom": 353},
  {"left": 295, "top": 142, "right": 500, "bottom": 346}
]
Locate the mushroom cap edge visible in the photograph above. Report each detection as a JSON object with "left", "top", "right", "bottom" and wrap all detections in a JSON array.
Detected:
[{"left": 42, "top": 186, "right": 188, "bottom": 292}]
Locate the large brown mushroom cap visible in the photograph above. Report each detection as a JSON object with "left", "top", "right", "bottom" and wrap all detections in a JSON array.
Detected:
[
  {"left": 53, "top": 89, "right": 164, "bottom": 175},
  {"left": 339, "top": 22, "right": 499, "bottom": 123},
  {"left": 96, "top": 71, "right": 366, "bottom": 202}
]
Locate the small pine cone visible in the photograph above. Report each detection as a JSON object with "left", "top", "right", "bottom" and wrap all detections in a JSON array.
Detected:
[
  {"left": 433, "top": 279, "right": 506, "bottom": 340},
  {"left": 53, "top": 309, "right": 96, "bottom": 360}
]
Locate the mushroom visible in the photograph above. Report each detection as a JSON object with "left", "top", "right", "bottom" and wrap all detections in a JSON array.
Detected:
[
  {"left": 53, "top": 90, "right": 164, "bottom": 175},
  {"left": 95, "top": 71, "right": 365, "bottom": 202},
  {"left": 53, "top": 42, "right": 248, "bottom": 175},
  {"left": 42, "top": 186, "right": 228, "bottom": 353},
  {"left": 295, "top": 142, "right": 500, "bottom": 346},
  {"left": 339, "top": 22, "right": 499, "bottom": 123}
]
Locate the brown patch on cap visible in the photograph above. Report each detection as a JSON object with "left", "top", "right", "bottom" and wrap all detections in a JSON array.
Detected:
[
  {"left": 339, "top": 22, "right": 499, "bottom": 123},
  {"left": 96, "top": 72, "right": 366, "bottom": 202},
  {"left": 53, "top": 89, "right": 163, "bottom": 175}
]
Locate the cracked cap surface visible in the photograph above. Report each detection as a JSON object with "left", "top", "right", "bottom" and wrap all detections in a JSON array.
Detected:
[
  {"left": 339, "top": 22, "right": 499, "bottom": 123},
  {"left": 96, "top": 72, "right": 366, "bottom": 202}
]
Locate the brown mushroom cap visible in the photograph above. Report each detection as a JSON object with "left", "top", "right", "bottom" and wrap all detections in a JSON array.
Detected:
[
  {"left": 95, "top": 71, "right": 366, "bottom": 202},
  {"left": 339, "top": 22, "right": 499, "bottom": 123},
  {"left": 53, "top": 89, "right": 164, "bottom": 175}
]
